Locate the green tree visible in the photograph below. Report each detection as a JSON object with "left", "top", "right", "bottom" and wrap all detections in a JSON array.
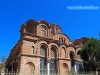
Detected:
[{"left": 80, "top": 38, "right": 100, "bottom": 71}]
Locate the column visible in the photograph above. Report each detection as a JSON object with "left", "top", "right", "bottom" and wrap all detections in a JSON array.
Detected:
[
  {"left": 47, "top": 58, "right": 51, "bottom": 75},
  {"left": 47, "top": 62, "right": 50, "bottom": 75},
  {"left": 74, "top": 64, "right": 77, "bottom": 74}
]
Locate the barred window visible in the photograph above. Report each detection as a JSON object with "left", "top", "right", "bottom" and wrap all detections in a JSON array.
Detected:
[
  {"left": 40, "top": 45, "right": 46, "bottom": 57},
  {"left": 51, "top": 47, "right": 56, "bottom": 58},
  {"left": 40, "top": 58, "right": 47, "bottom": 75},
  {"left": 40, "top": 45, "right": 47, "bottom": 75},
  {"left": 50, "top": 46, "right": 57, "bottom": 74}
]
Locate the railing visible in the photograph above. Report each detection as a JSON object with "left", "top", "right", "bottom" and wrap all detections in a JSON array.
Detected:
[
  {"left": 0, "top": 72, "right": 96, "bottom": 75},
  {"left": 0, "top": 69, "right": 96, "bottom": 75},
  {"left": 0, "top": 69, "right": 19, "bottom": 75}
]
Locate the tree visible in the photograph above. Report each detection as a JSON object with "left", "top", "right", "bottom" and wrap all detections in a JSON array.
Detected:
[
  {"left": 0, "top": 56, "right": 6, "bottom": 72},
  {"left": 0, "top": 56, "right": 6, "bottom": 64},
  {"left": 80, "top": 38, "right": 100, "bottom": 71}
]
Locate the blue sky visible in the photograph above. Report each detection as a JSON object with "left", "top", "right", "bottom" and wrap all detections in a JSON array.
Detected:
[{"left": 0, "top": 0, "right": 100, "bottom": 58}]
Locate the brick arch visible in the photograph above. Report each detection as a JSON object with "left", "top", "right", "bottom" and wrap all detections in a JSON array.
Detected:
[
  {"left": 49, "top": 43, "right": 60, "bottom": 58},
  {"left": 59, "top": 45, "right": 66, "bottom": 58},
  {"left": 36, "top": 41, "right": 48, "bottom": 48},
  {"left": 37, "top": 41, "right": 49, "bottom": 56},
  {"left": 38, "top": 20, "right": 50, "bottom": 28},
  {"left": 36, "top": 41, "right": 49, "bottom": 56},
  {"left": 40, "top": 44, "right": 48, "bottom": 57},
  {"left": 37, "top": 24, "right": 49, "bottom": 37},
  {"left": 70, "top": 51, "right": 75, "bottom": 60},
  {"left": 39, "top": 24, "right": 48, "bottom": 29},
  {"left": 50, "top": 45, "right": 58, "bottom": 58},
  {"left": 49, "top": 43, "right": 59, "bottom": 49},
  {"left": 67, "top": 47, "right": 76, "bottom": 69},
  {"left": 75, "top": 47, "right": 81, "bottom": 60},
  {"left": 36, "top": 41, "right": 47, "bottom": 45},
  {"left": 66, "top": 46, "right": 75, "bottom": 58},
  {"left": 39, "top": 43, "right": 48, "bottom": 49},
  {"left": 25, "top": 62, "right": 35, "bottom": 75},
  {"left": 76, "top": 47, "right": 81, "bottom": 54}
]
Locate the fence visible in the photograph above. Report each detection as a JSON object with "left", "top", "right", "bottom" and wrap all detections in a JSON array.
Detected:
[
  {"left": 0, "top": 68, "right": 96, "bottom": 75},
  {"left": 0, "top": 72, "right": 96, "bottom": 75}
]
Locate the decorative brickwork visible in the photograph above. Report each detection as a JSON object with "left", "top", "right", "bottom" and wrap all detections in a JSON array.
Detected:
[{"left": 6, "top": 19, "right": 83, "bottom": 75}]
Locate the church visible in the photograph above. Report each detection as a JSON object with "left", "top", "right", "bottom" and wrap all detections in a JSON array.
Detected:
[{"left": 6, "top": 19, "right": 84, "bottom": 75}]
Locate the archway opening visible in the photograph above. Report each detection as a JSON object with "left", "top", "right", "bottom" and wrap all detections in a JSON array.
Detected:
[{"left": 70, "top": 51, "right": 75, "bottom": 71}]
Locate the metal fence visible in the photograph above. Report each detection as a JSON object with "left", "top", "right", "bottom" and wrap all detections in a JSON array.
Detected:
[{"left": 0, "top": 72, "right": 96, "bottom": 75}]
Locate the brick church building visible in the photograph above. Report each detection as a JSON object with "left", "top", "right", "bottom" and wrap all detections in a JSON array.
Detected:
[{"left": 6, "top": 19, "right": 84, "bottom": 75}]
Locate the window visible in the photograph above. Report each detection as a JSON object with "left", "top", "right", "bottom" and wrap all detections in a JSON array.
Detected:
[
  {"left": 59, "top": 38, "right": 60, "bottom": 40},
  {"left": 40, "top": 45, "right": 47, "bottom": 75},
  {"left": 64, "top": 38, "right": 66, "bottom": 43},
  {"left": 40, "top": 48, "right": 45, "bottom": 56},
  {"left": 51, "top": 47, "right": 56, "bottom": 58},
  {"left": 70, "top": 51, "right": 75, "bottom": 67},
  {"left": 50, "top": 59, "right": 56, "bottom": 74},
  {"left": 77, "top": 50, "right": 81, "bottom": 55},
  {"left": 70, "top": 51, "right": 75, "bottom": 60},
  {"left": 32, "top": 46, "right": 35, "bottom": 54},
  {"left": 42, "top": 30, "right": 45, "bottom": 36},
  {"left": 50, "top": 46, "right": 57, "bottom": 74},
  {"left": 40, "top": 58, "right": 47, "bottom": 75},
  {"left": 40, "top": 45, "right": 46, "bottom": 57}
]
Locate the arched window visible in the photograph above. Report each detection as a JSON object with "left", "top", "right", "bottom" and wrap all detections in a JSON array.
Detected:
[
  {"left": 50, "top": 46, "right": 57, "bottom": 74},
  {"left": 59, "top": 38, "right": 61, "bottom": 41},
  {"left": 41, "top": 25, "right": 47, "bottom": 37},
  {"left": 40, "top": 45, "right": 47, "bottom": 57},
  {"left": 51, "top": 47, "right": 56, "bottom": 58},
  {"left": 70, "top": 51, "right": 75, "bottom": 60},
  {"left": 42, "top": 30, "right": 46, "bottom": 37},
  {"left": 40, "top": 45, "right": 47, "bottom": 75},
  {"left": 70, "top": 51, "right": 75, "bottom": 68}
]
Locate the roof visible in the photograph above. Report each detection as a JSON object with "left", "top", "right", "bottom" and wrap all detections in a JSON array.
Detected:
[{"left": 73, "top": 37, "right": 91, "bottom": 46}]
